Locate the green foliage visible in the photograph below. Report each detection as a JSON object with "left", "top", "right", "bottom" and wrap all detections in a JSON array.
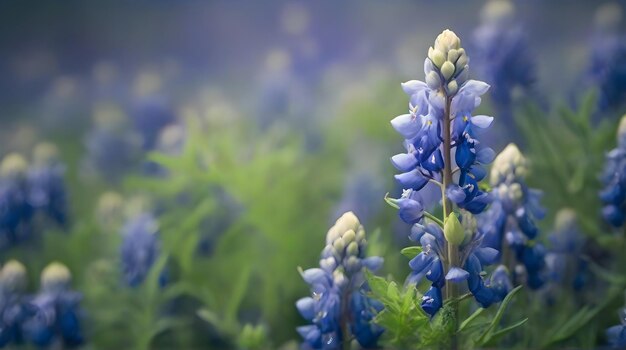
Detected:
[
  {"left": 516, "top": 91, "right": 616, "bottom": 240},
  {"left": 365, "top": 271, "right": 429, "bottom": 348}
]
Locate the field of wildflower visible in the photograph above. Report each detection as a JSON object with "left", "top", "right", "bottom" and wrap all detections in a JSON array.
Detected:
[{"left": 1, "top": 0, "right": 626, "bottom": 349}]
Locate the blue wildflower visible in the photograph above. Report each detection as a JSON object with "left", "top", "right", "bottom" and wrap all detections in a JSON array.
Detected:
[
  {"left": 0, "top": 154, "right": 34, "bottom": 247},
  {"left": 83, "top": 104, "right": 142, "bottom": 183},
  {"left": 606, "top": 297, "right": 626, "bottom": 348},
  {"left": 23, "top": 262, "right": 84, "bottom": 348},
  {"left": 600, "top": 115, "right": 626, "bottom": 227},
  {"left": 0, "top": 260, "right": 31, "bottom": 347},
  {"left": 296, "top": 212, "right": 384, "bottom": 349},
  {"left": 587, "top": 2, "right": 626, "bottom": 111},
  {"left": 471, "top": 0, "right": 536, "bottom": 119},
  {"left": 27, "top": 143, "right": 68, "bottom": 227},
  {"left": 130, "top": 96, "right": 176, "bottom": 150},
  {"left": 389, "top": 29, "right": 494, "bottom": 218},
  {"left": 120, "top": 212, "right": 161, "bottom": 287},
  {"left": 480, "top": 144, "right": 547, "bottom": 289},
  {"left": 408, "top": 213, "right": 505, "bottom": 315},
  {"left": 545, "top": 209, "right": 588, "bottom": 294}
]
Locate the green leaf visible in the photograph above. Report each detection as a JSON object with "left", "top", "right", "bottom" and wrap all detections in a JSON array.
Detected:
[
  {"left": 458, "top": 307, "right": 484, "bottom": 332},
  {"left": 476, "top": 285, "right": 523, "bottom": 346},
  {"left": 400, "top": 246, "right": 422, "bottom": 259},
  {"left": 365, "top": 270, "right": 389, "bottom": 298},
  {"left": 484, "top": 318, "right": 528, "bottom": 346}
]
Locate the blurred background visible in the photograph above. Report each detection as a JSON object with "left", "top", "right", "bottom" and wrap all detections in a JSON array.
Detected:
[{"left": 0, "top": 0, "right": 625, "bottom": 349}]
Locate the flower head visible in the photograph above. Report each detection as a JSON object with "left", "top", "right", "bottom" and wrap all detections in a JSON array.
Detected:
[
  {"left": 120, "top": 212, "right": 161, "bottom": 287},
  {"left": 480, "top": 144, "right": 546, "bottom": 289},
  {"left": 600, "top": 115, "right": 626, "bottom": 227},
  {"left": 296, "top": 212, "right": 383, "bottom": 349}
]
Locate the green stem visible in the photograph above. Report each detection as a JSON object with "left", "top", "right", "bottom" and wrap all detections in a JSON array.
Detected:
[
  {"left": 424, "top": 212, "right": 444, "bottom": 227},
  {"left": 442, "top": 96, "right": 459, "bottom": 349}
]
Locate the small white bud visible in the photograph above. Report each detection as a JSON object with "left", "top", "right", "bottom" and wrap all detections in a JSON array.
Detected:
[
  {"left": 0, "top": 153, "right": 28, "bottom": 178},
  {"left": 447, "top": 80, "right": 458, "bottom": 95},
  {"left": 447, "top": 49, "right": 460, "bottom": 63},
  {"left": 490, "top": 143, "right": 528, "bottom": 185},
  {"left": 426, "top": 71, "right": 441, "bottom": 90},
  {"left": 428, "top": 47, "right": 446, "bottom": 68},
  {"left": 441, "top": 61, "right": 456, "bottom": 81},
  {"left": 41, "top": 262, "right": 71, "bottom": 293},
  {"left": 346, "top": 241, "right": 359, "bottom": 256},
  {"left": 0, "top": 260, "right": 27, "bottom": 293},
  {"left": 434, "top": 29, "right": 461, "bottom": 54}
]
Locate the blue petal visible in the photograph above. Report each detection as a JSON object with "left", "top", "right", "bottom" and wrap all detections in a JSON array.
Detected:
[
  {"left": 362, "top": 256, "right": 384, "bottom": 271},
  {"left": 395, "top": 170, "right": 428, "bottom": 191},
  {"left": 471, "top": 115, "right": 494, "bottom": 128},
  {"left": 447, "top": 185, "right": 467, "bottom": 203},
  {"left": 474, "top": 247, "right": 500, "bottom": 265},
  {"left": 401, "top": 80, "right": 427, "bottom": 96},
  {"left": 460, "top": 80, "right": 490, "bottom": 96},
  {"left": 446, "top": 267, "right": 470, "bottom": 282},
  {"left": 301, "top": 268, "right": 328, "bottom": 285},
  {"left": 425, "top": 258, "right": 443, "bottom": 285},
  {"left": 409, "top": 253, "right": 434, "bottom": 273},
  {"left": 476, "top": 147, "right": 495, "bottom": 164},
  {"left": 391, "top": 114, "right": 420, "bottom": 139},
  {"left": 391, "top": 153, "right": 418, "bottom": 172},
  {"left": 296, "top": 297, "right": 316, "bottom": 320},
  {"left": 421, "top": 286, "right": 442, "bottom": 316}
]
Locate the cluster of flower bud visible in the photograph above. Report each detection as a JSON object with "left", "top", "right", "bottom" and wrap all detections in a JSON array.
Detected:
[
  {"left": 425, "top": 29, "right": 469, "bottom": 96},
  {"left": 490, "top": 143, "right": 528, "bottom": 186},
  {"left": 320, "top": 212, "right": 369, "bottom": 283}
]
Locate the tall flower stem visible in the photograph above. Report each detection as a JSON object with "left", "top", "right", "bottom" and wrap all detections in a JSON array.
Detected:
[{"left": 442, "top": 96, "right": 460, "bottom": 347}]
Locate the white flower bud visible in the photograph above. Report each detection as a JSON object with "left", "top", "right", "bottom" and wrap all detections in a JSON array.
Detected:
[
  {"left": 346, "top": 241, "right": 359, "bottom": 256},
  {"left": 428, "top": 47, "right": 446, "bottom": 68},
  {"left": 33, "top": 142, "right": 60, "bottom": 166},
  {"left": 333, "top": 212, "right": 360, "bottom": 237},
  {"left": 332, "top": 238, "right": 345, "bottom": 254},
  {"left": 41, "top": 262, "right": 71, "bottom": 293},
  {"left": 490, "top": 143, "right": 528, "bottom": 185},
  {"left": 509, "top": 183, "right": 523, "bottom": 202},
  {"left": 447, "top": 49, "right": 460, "bottom": 63},
  {"left": 0, "top": 153, "right": 28, "bottom": 178},
  {"left": 455, "top": 55, "right": 469, "bottom": 72},
  {"left": 447, "top": 80, "right": 458, "bottom": 95},
  {"left": 0, "top": 260, "right": 27, "bottom": 293},
  {"left": 440, "top": 61, "right": 456, "bottom": 81},
  {"left": 555, "top": 208, "right": 577, "bottom": 232},
  {"left": 342, "top": 229, "right": 356, "bottom": 244},
  {"left": 434, "top": 29, "right": 461, "bottom": 54},
  {"left": 333, "top": 269, "right": 347, "bottom": 288}
]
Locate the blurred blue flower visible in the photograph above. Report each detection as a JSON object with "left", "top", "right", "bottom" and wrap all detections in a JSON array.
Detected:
[
  {"left": 471, "top": 0, "right": 535, "bottom": 119},
  {"left": 130, "top": 96, "right": 176, "bottom": 150},
  {"left": 480, "top": 144, "right": 547, "bottom": 289},
  {"left": 606, "top": 302, "right": 626, "bottom": 348},
  {"left": 545, "top": 209, "right": 588, "bottom": 294},
  {"left": 296, "top": 212, "right": 384, "bottom": 349},
  {"left": 83, "top": 104, "right": 142, "bottom": 183},
  {"left": 23, "top": 262, "right": 84, "bottom": 348},
  {"left": 27, "top": 143, "right": 68, "bottom": 227},
  {"left": 120, "top": 212, "right": 162, "bottom": 287},
  {"left": 0, "top": 154, "right": 34, "bottom": 247},
  {"left": 0, "top": 261, "right": 31, "bottom": 347},
  {"left": 600, "top": 115, "right": 626, "bottom": 227},
  {"left": 587, "top": 2, "right": 626, "bottom": 111}
]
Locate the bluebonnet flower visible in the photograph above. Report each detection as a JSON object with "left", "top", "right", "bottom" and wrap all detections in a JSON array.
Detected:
[
  {"left": 586, "top": 2, "right": 626, "bottom": 111},
  {"left": 23, "top": 262, "right": 84, "bottom": 348},
  {"left": 480, "top": 144, "right": 547, "bottom": 289},
  {"left": 130, "top": 96, "right": 176, "bottom": 150},
  {"left": 600, "top": 115, "right": 626, "bottom": 227},
  {"left": 83, "top": 104, "right": 142, "bottom": 182},
  {"left": 606, "top": 297, "right": 626, "bottom": 348},
  {"left": 27, "top": 143, "right": 68, "bottom": 226},
  {"left": 120, "top": 212, "right": 162, "bottom": 287},
  {"left": 0, "top": 260, "right": 31, "bottom": 347},
  {"left": 389, "top": 30, "right": 494, "bottom": 218},
  {"left": 471, "top": 0, "right": 536, "bottom": 119},
  {"left": 408, "top": 213, "right": 507, "bottom": 316},
  {"left": 0, "top": 154, "right": 34, "bottom": 247},
  {"left": 545, "top": 209, "right": 588, "bottom": 293},
  {"left": 296, "top": 212, "right": 384, "bottom": 349}
]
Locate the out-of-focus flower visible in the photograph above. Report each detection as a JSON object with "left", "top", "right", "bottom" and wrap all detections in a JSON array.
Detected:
[
  {"left": 545, "top": 209, "right": 588, "bottom": 294},
  {"left": 296, "top": 212, "right": 384, "bottom": 349},
  {"left": 95, "top": 191, "right": 125, "bottom": 232},
  {"left": 0, "top": 260, "right": 31, "bottom": 347},
  {"left": 0, "top": 153, "right": 34, "bottom": 247},
  {"left": 587, "top": 2, "right": 626, "bottom": 111},
  {"left": 600, "top": 115, "right": 626, "bottom": 227},
  {"left": 23, "top": 262, "right": 84, "bottom": 348},
  {"left": 82, "top": 104, "right": 142, "bottom": 183},
  {"left": 480, "top": 144, "right": 546, "bottom": 289},
  {"left": 119, "top": 212, "right": 161, "bottom": 287},
  {"left": 471, "top": 0, "right": 535, "bottom": 119},
  {"left": 606, "top": 297, "right": 626, "bottom": 348},
  {"left": 27, "top": 143, "right": 68, "bottom": 226}
]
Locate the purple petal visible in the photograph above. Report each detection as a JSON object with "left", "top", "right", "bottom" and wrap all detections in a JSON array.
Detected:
[
  {"left": 460, "top": 80, "right": 490, "bottom": 96},
  {"left": 474, "top": 247, "right": 500, "bottom": 265},
  {"left": 296, "top": 297, "right": 316, "bottom": 320},
  {"left": 401, "top": 80, "right": 427, "bottom": 96},
  {"left": 476, "top": 148, "right": 495, "bottom": 164}
]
